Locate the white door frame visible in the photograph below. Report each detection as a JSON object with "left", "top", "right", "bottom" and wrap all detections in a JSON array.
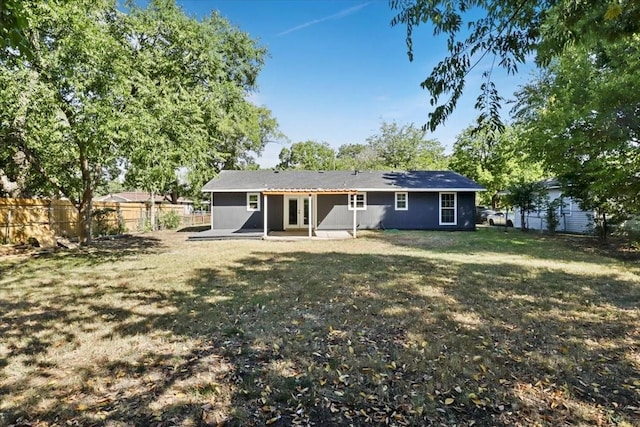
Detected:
[{"left": 283, "top": 195, "right": 311, "bottom": 229}]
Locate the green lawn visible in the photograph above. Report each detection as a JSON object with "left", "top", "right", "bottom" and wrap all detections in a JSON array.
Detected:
[{"left": 1, "top": 229, "right": 639, "bottom": 426}]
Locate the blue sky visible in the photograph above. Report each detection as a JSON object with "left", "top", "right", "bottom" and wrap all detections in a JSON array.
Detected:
[{"left": 177, "top": 0, "right": 534, "bottom": 167}]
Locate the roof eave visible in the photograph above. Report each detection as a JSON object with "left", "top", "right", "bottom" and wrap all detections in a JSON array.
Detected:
[{"left": 202, "top": 187, "right": 485, "bottom": 193}]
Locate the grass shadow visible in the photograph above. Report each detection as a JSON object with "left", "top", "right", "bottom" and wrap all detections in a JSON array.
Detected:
[{"left": 0, "top": 234, "right": 638, "bottom": 426}]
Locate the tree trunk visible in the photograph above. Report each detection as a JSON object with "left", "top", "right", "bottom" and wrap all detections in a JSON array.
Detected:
[
  {"left": 491, "top": 193, "right": 499, "bottom": 209},
  {"left": 78, "top": 197, "right": 93, "bottom": 245},
  {"left": 601, "top": 212, "right": 607, "bottom": 242},
  {"left": 170, "top": 189, "right": 179, "bottom": 204},
  {"left": 520, "top": 210, "right": 526, "bottom": 231},
  {"left": 78, "top": 144, "right": 93, "bottom": 245},
  {"left": 150, "top": 190, "right": 156, "bottom": 231}
]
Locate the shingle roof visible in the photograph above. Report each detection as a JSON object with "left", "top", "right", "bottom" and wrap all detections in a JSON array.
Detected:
[
  {"left": 539, "top": 178, "right": 561, "bottom": 189},
  {"left": 94, "top": 192, "right": 193, "bottom": 203},
  {"left": 202, "top": 170, "right": 485, "bottom": 192}
]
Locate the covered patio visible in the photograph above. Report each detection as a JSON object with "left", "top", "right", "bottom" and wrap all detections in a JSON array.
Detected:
[{"left": 260, "top": 189, "right": 359, "bottom": 239}]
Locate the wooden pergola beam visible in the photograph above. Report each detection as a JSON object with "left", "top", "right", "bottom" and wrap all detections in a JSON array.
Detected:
[{"left": 261, "top": 190, "right": 358, "bottom": 195}]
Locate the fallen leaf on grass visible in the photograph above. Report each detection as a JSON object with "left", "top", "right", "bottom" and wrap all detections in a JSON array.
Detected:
[{"left": 266, "top": 415, "right": 280, "bottom": 424}]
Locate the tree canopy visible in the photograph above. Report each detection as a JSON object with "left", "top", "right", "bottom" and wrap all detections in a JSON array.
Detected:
[
  {"left": 512, "top": 36, "right": 640, "bottom": 220},
  {"left": 335, "top": 143, "right": 383, "bottom": 171},
  {"left": 504, "top": 180, "right": 546, "bottom": 231},
  {"left": 0, "top": 0, "right": 279, "bottom": 243},
  {"left": 277, "top": 141, "right": 336, "bottom": 170},
  {"left": 276, "top": 121, "right": 447, "bottom": 171},
  {"left": 449, "top": 125, "right": 544, "bottom": 207},
  {"left": 365, "top": 121, "right": 447, "bottom": 170},
  {"left": 390, "top": 0, "right": 640, "bottom": 131},
  {"left": 0, "top": 0, "right": 31, "bottom": 58}
]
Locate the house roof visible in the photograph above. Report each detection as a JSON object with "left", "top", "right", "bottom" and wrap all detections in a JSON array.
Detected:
[
  {"left": 539, "top": 178, "right": 561, "bottom": 189},
  {"left": 202, "top": 170, "right": 485, "bottom": 193},
  {"left": 94, "top": 192, "right": 193, "bottom": 204}
]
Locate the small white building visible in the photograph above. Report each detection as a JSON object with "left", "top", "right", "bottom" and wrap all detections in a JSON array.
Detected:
[{"left": 512, "top": 179, "right": 593, "bottom": 234}]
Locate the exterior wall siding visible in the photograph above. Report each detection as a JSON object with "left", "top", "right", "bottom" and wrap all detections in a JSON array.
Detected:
[
  {"left": 316, "top": 194, "right": 351, "bottom": 229},
  {"left": 561, "top": 210, "right": 592, "bottom": 234},
  {"left": 512, "top": 189, "right": 592, "bottom": 234},
  {"left": 267, "top": 195, "right": 284, "bottom": 231},
  {"left": 212, "top": 191, "right": 477, "bottom": 231},
  {"left": 316, "top": 191, "right": 476, "bottom": 231},
  {"left": 455, "top": 192, "right": 477, "bottom": 230},
  {"left": 212, "top": 192, "right": 263, "bottom": 230}
]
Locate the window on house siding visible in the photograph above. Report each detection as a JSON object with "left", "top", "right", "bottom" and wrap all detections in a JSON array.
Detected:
[
  {"left": 348, "top": 193, "right": 367, "bottom": 210},
  {"left": 439, "top": 192, "right": 457, "bottom": 225},
  {"left": 247, "top": 193, "right": 260, "bottom": 211},
  {"left": 395, "top": 192, "right": 408, "bottom": 210}
]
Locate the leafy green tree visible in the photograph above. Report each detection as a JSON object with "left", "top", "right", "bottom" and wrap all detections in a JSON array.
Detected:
[
  {"left": 449, "top": 126, "right": 544, "bottom": 206},
  {"left": 0, "top": 0, "right": 32, "bottom": 59},
  {"left": 544, "top": 198, "right": 563, "bottom": 233},
  {"left": 277, "top": 122, "right": 446, "bottom": 172},
  {"left": 118, "top": 1, "right": 275, "bottom": 228},
  {"left": 390, "top": 0, "right": 640, "bottom": 131},
  {"left": 95, "top": 178, "right": 128, "bottom": 198},
  {"left": 215, "top": 105, "right": 282, "bottom": 171},
  {"left": 0, "top": 0, "right": 131, "bottom": 243},
  {"left": 335, "top": 143, "right": 384, "bottom": 170},
  {"left": 366, "top": 121, "right": 447, "bottom": 170},
  {"left": 0, "top": 0, "right": 277, "bottom": 243},
  {"left": 504, "top": 181, "right": 546, "bottom": 231},
  {"left": 277, "top": 141, "right": 336, "bottom": 170},
  {"left": 513, "top": 37, "right": 640, "bottom": 235}
]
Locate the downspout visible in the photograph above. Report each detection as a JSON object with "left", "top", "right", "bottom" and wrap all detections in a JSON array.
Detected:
[
  {"left": 308, "top": 194, "right": 312, "bottom": 239},
  {"left": 210, "top": 192, "right": 214, "bottom": 230},
  {"left": 263, "top": 194, "right": 268, "bottom": 239},
  {"left": 352, "top": 194, "right": 357, "bottom": 238}
]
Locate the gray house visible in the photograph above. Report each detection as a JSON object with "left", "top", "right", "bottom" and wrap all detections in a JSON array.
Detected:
[{"left": 202, "top": 170, "right": 485, "bottom": 238}]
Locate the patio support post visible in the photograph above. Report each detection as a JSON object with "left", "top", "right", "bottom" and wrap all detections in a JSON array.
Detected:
[
  {"left": 308, "top": 194, "right": 312, "bottom": 239},
  {"left": 210, "top": 192, "right": 214, "bottom": 230},
  {"left": 352, "top": 194, "right": 357, "bottom": 238},
  {"left": 263, "top": 193, "right": 268, "bottom": 238}
]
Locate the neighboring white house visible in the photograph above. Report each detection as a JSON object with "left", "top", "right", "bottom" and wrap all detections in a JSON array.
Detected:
[{"left": 512, "top": 179, "right": 594, "bottom": 234}]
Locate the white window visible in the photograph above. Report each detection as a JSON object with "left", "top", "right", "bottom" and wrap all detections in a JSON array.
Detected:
[
  {"left": 247, "top": 193, "right": 260, "bottom": 211},
  {"left": 395, "top": 192, "right": 408, "bottom": 210},
  {"left": 439, "top": 192, "right": 457, "bottom": 225},
  {"left": 348, "top": 192, "right": 366, "bottom": 210}
]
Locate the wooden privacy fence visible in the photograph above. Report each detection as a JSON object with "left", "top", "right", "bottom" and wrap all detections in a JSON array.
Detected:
[{"left": 0, "top": 198, "right": 211, "bottom": 245}]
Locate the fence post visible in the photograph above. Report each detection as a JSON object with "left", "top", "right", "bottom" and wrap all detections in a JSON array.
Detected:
[
  {"left": 117, "top": 203, "right": 124, "bottom": 233},
  {"left": 6, "top": 209, "right": 11, "bottom": 244},
  {"left": 48, "top": 200, "right": 55, "bottom": 236}
]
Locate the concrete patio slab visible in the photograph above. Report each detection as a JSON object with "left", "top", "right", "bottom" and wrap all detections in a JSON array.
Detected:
[
  {"left": 187, "top": 229, "right": 355, "bottom": 241},
  {"left": 187, "top": 229, "right": 263, "bottom": 241}
]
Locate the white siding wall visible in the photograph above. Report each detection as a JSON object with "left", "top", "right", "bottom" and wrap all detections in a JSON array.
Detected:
[{"left": 512, "top": 189, "right": 592, "bottom": 234}]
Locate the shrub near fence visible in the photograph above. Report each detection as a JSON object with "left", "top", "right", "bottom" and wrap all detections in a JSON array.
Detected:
[{"left": 0, "top": 198, "right": 211, "bottom": 245}]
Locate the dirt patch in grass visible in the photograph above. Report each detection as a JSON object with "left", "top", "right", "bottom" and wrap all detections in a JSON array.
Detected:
[
  {"left": 0, "top": 244, "right": 39, "bottom": 257},
  {"left": 1, "top": 229, "right": 639, "bottom": 426}
]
